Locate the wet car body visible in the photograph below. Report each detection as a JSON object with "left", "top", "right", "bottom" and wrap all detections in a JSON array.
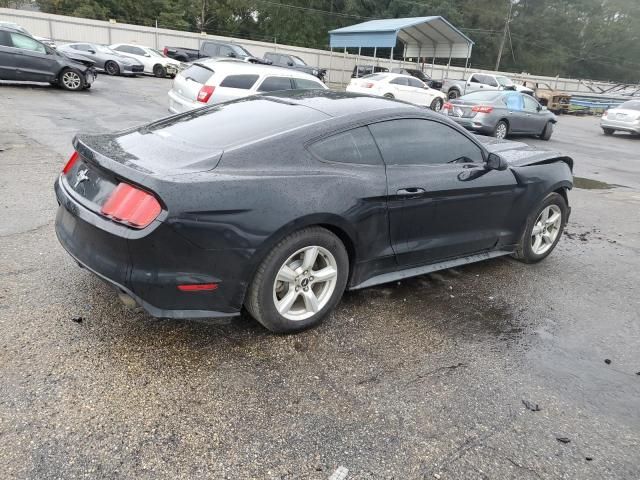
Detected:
[{"left": 54, "top": 91, "right": 573, "bottom": 320}]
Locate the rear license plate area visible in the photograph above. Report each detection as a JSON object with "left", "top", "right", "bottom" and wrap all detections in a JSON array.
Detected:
[{"left": 64, "top": 157, "right": 117, "bottom": 211}]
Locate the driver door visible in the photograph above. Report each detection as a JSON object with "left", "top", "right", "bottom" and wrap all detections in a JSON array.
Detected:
[
  {"left": 369, "top": 118, "right": 519, "bottom": 266},
  {"left": 6, "top": 31, "right": 57, "bottom": 82}
]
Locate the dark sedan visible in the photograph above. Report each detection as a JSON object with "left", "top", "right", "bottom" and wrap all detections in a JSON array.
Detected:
[
  {"left": 55, "top": 91, "right": 573, "bottom": 333},
  {"left": 0, "top": 26, "right": 95, "bottom": 90},
  {"left": 443, "top": 90, "right": 557, "bottom": 140}
]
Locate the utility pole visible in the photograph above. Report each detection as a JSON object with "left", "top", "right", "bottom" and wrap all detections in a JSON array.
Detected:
[{"left": 495, "top": 0, "right": 513, "bottom": 71}]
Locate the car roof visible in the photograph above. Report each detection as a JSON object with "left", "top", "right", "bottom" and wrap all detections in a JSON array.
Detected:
[
  {"left": 368, "top": 73, "right": 420, "bottom": 82},
  {"left": 257, "top": 90, "right": 425, "bottom": 118},
  {"left": 192, "top": 59, "right": 320, "bottom": 80},
  {"left": 111, "top": 43, "right": 152, "bottom": 50}
]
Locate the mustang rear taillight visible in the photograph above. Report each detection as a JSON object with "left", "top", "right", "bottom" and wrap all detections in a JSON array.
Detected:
[
  {"left": 100, "top": 183, "right": 161, "bottom": 229},
  {"left": 197, "top": 85, "right": 215, "bottom": 103},
  {"left": 62, "top": 151, "right": 79, "bottom": 174},
  {"left": 472, "top": 105, "right": 494, "bottom": 113}
]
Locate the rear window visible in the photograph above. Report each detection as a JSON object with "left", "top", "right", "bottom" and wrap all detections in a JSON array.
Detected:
[
  {"left": 461, "top": 91, "right": 502, "bottom": 102},
  {"left": 258, "top": 76, "right": 293, "bottom": 92},
  {"left": 181, "top": 64, "right": 214, "bottom": 84},
  {"left": 363, "top": 73, "right": 387, "bottom": 81},
  {"left": 618, "top": 100, "right": 640, "bottom": 111},
  {"left": 309, "top": 127, "right": 382, "bottom": 165},
  {"left": 220, "top": 74, "right": 259, "bottom": 89},
  {"left": 294, "top": 78, "right": 324, "bottom": 90}
]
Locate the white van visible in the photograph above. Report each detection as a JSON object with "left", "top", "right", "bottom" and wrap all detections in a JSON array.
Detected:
[{"left": 168, "top": 59, "right": 328, "bottom": 113}]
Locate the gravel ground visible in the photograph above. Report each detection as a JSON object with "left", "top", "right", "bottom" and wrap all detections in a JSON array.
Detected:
[{"left": 1, "top": 76, "right": 639, "bottom": 480}]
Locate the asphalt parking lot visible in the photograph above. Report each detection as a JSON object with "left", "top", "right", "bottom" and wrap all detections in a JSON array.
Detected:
[{"left": 1, "top": 75, "right": 639, "bottom": 479}]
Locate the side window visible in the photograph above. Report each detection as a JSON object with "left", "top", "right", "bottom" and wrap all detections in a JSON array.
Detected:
[
  {"left": 309, "top": 127, "right": 382, "bottom": 165},
  {"left": 257, "top": 76, "right": 293, "bottom": 92},
  {"left": 220, "top": 74, "right": 259, "bottom": 89},
  {"left": 282, "top": 55, "right": 293, "bottom": 65},
  {"left": 202, "top": 42, "right": 218, "bottom": 57},
  {"left": 73, "top": 44, "right": 91, "bottom": 51},
  {"left": 129, "top": 46, "right": 145, "bottom": 56},
  {"left": 9, "top": 33, "right": 45, "bottom": 53},
  {"left": 293, "top": 78, "right": 324, "bottom": 89},
  {"left": 486, "top": 76, "right": 499, "bottom": 87},
  {"left": 218, "top": 45, "right": 234, "bottom": 57},
  {"left": 390, "top": 77, "right": 408, "bottom": 86},
  {"left": 469, "top": 74, "right": 480, "bottom": 83},
  {"left": 407, "top": 77, "right": 424, "bottom": 88},
  {"left": 523, "top": 95, "right": 540, "bottom": 112},
  {"left": 0, "top": 31, "right": 11, "bottom": 47},
  {"left": 504, "top": 94, "right": 524, "bottom": 111},
  {"left": 369, "top": 119, "right": 484, "bottom": 166},
  {"left": 264, "top": 53, "right": 276, "bottom": 63}
]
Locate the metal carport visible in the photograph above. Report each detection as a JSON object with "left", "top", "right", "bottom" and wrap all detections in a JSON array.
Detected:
[{"left": 328, "top": 16, "right": 474, "bottom": 76}]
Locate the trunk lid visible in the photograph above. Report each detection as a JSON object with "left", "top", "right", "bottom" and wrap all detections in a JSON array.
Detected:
[
  {"left": 447, "top": 99, "right": 476, "bottom": 118},
  {"left": 607, "top": 108, "right": 640, "bottom": 123}
]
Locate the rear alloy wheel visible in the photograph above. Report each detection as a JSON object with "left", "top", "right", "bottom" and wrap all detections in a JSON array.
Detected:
[
  {"left": 493, "top": 120, "right": 508, "bottom": 140},
  {"left": 153, "top": 64, "right": 166, "bottom": 77},
  {"left": 448, "top": 89, "right": 460, "bottom": 100},
  {"left": 540, "top": 121, "right": 553, "bottom": 140},
  {"left": 603, "top": 128, "right": 614, "bottom": 136},
  {"left": 59, "top": 69, "right": 83, "bottom": 91},
  {"left": 513, "top": 192, "right": 567, "bottom": 263},
  {"left": 245, "top": 227, "right": 349, "bottom": 333},
  {"left": 430, "top": 97, "right": 444, "bottom": 112},
  {"left": 104, "top": 61, "right": 120, "bottom": 76}
]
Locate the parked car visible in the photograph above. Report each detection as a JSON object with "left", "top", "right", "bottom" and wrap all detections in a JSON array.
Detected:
[
  {"left": 443, "top": 90, "right": 557, "bottom": 140},
  {"left": 517, "top": 80, "right": 571, "bottom": 114},
  {"left": 0, "top": 26, "right": 96, "bottom": 91},
  {"left": 442, "top": 72, "right": 534, "bottom": 99},
  {"left": 346, "top": 72, "right": 447, "bottom": 111},
  {"left": 263, "top": 52, "right": 326, "bottom": 81},
  {"left": 390, "top": 67, "right": 442, "bottom": 90},
  {"left": 54, "top": 90, "right": 573, "bottom": 333},
  {"left": 351, "top": 65, "right": 388, "bottom": 78},
  {"left": 57, "top": 43, "right": 143, "bottom": 76},
  {"left": 168, "top": 59, "right": 327, "bottom": 113},
  {"left": 0, "top": 21, "right": 56, "bottom": 49},
  {"left": 163, "top": 40, "right": 269, "bottom": 64},
  {"left": 600, "top": 100, "right": 640, "bottom": 136},
  {"left": 109, "top": 43, "right": 179, "bottom": 77}
]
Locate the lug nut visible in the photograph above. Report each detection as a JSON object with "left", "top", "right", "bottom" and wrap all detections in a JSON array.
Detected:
[
  {"left": 309, "top": 276, "right": 314, "bottom": 281},
  {"left": 295, "top": 286, "right": 299, "bottom": 291},
  {"left": 303, "top": 287, "right": 308, "bottom": 292}
]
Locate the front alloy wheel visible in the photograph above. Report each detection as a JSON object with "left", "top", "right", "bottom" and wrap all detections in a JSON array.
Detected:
[
  {"left": 60, "top": 70, "right": 83, "bottom": 91},
  {"left": 530, "top": 205, "right": 562, "bottom": 255},
  {"left": 430, "top": 97, "right": 444, "bottom": 112}
]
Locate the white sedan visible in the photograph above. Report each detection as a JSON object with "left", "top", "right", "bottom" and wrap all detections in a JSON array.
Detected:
[
  {"left": 109, "top": 43, "right": 181, "bottom": 78},
  {"left": 347, "top": 72, "right": 447, "bottom": 111}
]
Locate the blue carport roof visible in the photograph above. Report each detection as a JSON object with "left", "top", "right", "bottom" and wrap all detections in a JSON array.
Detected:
[{"left": 329, "top": 16, "right": 473, "bottom": 58}]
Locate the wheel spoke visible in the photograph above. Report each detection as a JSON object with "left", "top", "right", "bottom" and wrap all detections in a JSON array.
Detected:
[
  {"left": 311, "top": 266, "right": 337, "bottom": 283},
  {"left": 276, "top": 265, "right": 297, "bottom": 283},
  {"left": 302, "top": 289, "right": 319, "bottom": 313},
  {"left": 540, "top": 207, "right": 549, "bottom": 223},
  {"left": 543, "top": 232, "right": 553, "bottom": 243},
  {"left": 302, "top": 247, "right": 319, "bottom": 270},
  {"left": 532, "top": 234, "right": 543, "bottom": 252},
  {"left": 546, "top": 212, "right": 561, "bottom": 226},
  {"left": 277, "top": 288, "right": 298, "bottom": 314},
  {"left": 532, "top": 224, "right": 543, "bottom": 236}
]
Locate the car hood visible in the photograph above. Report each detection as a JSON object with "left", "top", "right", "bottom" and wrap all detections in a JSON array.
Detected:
[
  {"left": 59, "top": 51, "right": 95, "bottom": 68},
  {"left": 476, "top": 136, "right": 573, "bottom": 170}
]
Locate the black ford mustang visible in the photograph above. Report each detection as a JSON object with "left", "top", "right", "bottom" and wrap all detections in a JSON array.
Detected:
[{"left": 55, "top": 91, "right": 573, "bottom": 333}]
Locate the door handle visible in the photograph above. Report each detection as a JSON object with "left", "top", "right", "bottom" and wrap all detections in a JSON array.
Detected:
[{"left": 397, "top": 187, "right": 425, "bottom": 196}]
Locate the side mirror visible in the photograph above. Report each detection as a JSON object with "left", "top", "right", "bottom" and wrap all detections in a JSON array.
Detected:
[
  {"left": 88, "top": 49, "right": 96, "bottom": 54},
  {"left": 227, "top": 52, "right": 236, "bottom": 58},
  {"left": 486, "top": 152, "right": 508, "bottom": 171},
  {"left": 287, "top": 61, "right": 294, "bottom": 66},
  {"left": 144, "top": 53, "right": 151, "bottom": 57}
]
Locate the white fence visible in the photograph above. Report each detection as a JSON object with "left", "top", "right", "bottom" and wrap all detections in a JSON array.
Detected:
[{"left": 0, "top": 7, "right": 630, "bottom": 94}]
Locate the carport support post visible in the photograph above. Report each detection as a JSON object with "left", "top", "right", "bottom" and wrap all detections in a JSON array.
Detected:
[
  {"left": 342, "top": 47, "right": 347, "bottom": 87},
  {"left": 463, "top": 44, "right": 471, "bottom": 79},
  {"left": 329, "top": 47, "right": 333, "bottom": 86},
  {"left": 445, "top": 45, "right": 453, "bottom": 79},
  {"left": 418, "top": 45, "right": 422, "bottom": 71}
]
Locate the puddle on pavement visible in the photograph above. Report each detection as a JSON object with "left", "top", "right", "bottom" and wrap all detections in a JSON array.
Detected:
[{"left": 573, "top": 177, "right": 614, "bottom": 189}]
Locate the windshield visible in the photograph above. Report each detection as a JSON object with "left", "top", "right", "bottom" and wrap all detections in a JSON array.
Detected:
[
  {"left": 291, "top": 55, "right": 306, "bottom": 66},
  {"left": 233, "top": 45, "right": 253, "bottom": 57},
  {"left": 149, "top": 49, "right": 165, "bottom": 58},
  {"left": 96, "top": 45, "right": 114, "bottom": 54},
  {"left": 495, "top": 76, "right": 514, "bottom": 87},
  {"left": 618, "top": 100, "right": 640, "bottom": 111}
]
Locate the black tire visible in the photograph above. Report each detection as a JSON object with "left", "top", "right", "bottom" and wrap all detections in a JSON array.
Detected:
[
  {"left": 245, "top": 227, "right": 349, "bottom": 333},
  {"left": 493, "top": 120, "right": 509, "bottom": 139},
  {"left": 383, "top": 93, "right": 395, "bottom": 99},
  {"left": 540, "top": 121, "right": 553, "bottom": 140},
  {"left": 447, "top": 89, "right": 460, "bottom": 100},
  {"left": 153, "top": 64, "right": 166, "bottom": 78},
  {"left": 512, "top": 192, "right": 568, "bottom": 264},
  {"left": 104, "top": 61, "right": 120, "bottom": 76},
  {"left": 430, "top": 97, "right": 444, "bottom": 112},
  {"left": 602, "top": 128, "right": 614, "bottom": 136},
  {"left": 59, "top": 68, "right": 84, "bottom": 91}
]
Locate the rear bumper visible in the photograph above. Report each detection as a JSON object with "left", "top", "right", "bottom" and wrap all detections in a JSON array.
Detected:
[
  {"left": 600, "top": 119, "right": 640, "bottom": 133},
  {"left": 123, "top": 64, "right": 144, "bottom": 74},
  {"left": 54, "top": 178, "right": 241, "bottom": 319},
  {"left": 168, "top": 89, "right": 199, "bottom": 114},
  {"left": 448, "top": 115, "right": 494, "bottom": 134}
]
